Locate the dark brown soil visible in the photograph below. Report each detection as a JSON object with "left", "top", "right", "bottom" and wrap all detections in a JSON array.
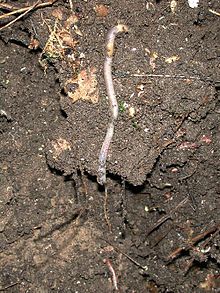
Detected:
[{"left": 0, "top": 0, "right": 219, "bottom": 292}]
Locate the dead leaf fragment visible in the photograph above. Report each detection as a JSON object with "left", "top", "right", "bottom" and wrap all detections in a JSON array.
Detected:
[
  {"left": 170, "top": 0, "right": 177, "bottom": 13},
  {"left": 59, "top": 30, "right": 77, "bottom": 48},
  {"left": 74, "top": 25, "right": 83, "bottom": 36},
  {"left": 129, "top": 107, "right": 135, "bottom": 117},
  {"left": 52, "top": 8, "right": 63, "bottom": 20},
  {"left": 28, "top": 37, "right": 40, "bottom": 50},
  {"left": 145, "top": 48, "right": 158, "bottom": 70},
  {"left": 65, "top": 67, "right": 99, "bottom": 104},
  {"left": 94, "top": 4, "right": 109, "bottom": 17},
  {"left": 40, "top": 13, "right": 78, "bottom": 68},
  {"left": 165, "top": 55, "right": 180, "bottom": 63},
  {"left": 199, "top": 274, "right": 220, "bottom": 290},
  {"left": 65, "top": 14, "right": 79, "bottom": 29},
  {"left": 51, "top": 138, "right": 71, "bottom": 159}
]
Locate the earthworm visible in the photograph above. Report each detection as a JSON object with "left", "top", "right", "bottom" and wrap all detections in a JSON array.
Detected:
[
  {"left": 97, "top": 24, "right": 128, "bottom": 185},
  {"left": 103, "top": 258, "right": 119, "bottom": 291}
]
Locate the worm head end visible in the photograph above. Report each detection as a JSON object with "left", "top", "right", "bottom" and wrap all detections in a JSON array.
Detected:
[{"left": 117, "top": 24, "right": 129, "bottom": 33}]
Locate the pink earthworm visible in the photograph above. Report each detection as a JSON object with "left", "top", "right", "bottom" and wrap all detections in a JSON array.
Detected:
[
  {"left": 103, "top": 258, "right": 119, "bottom": 291},
  {"left": 97, "top": 24, "right": 128, "bottom": 185}
]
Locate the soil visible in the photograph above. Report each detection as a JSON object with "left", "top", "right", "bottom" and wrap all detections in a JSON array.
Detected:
[{"left": 0, "top": 0, "right": 220, "bottom": 292}]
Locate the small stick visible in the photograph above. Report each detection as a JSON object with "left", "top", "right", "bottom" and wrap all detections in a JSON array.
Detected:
[
  {"left": 0, "top": 1, "right": 57, "bottom": 20},
  {"left": 0, "top": 0, "right": 40, "bottom": 31},
  {"left": 69, "top": 0, "right": 74, "bottom": 11},
  {"left": 150, "top": 225, "right": 173, "bottom": 247},
  {"left": 146, "top": 197, "right": 188, "bottom": 236},
  {"left": 0, "top": 3, "right": 20, "bottom": 11},
  {"left": 116, "top": 72, "right": 213, "bottom": 83},
  {"left": 97, "top": 24, "right": 128, "bottom": 185},
  {"left": 208, "top": 9, "right": 220, "bottom": 17},
  {"left": 184, "top": 227, "right": 220, "bottom": 274},
  {"left": 101, "top": 238, "right": 147, "bottom": 271},
  {"left": 0, "top": 282, "right": 19, "bottom": 291},
  {"left": 146, "top": 214, "right": 171, "bottom": 237},
  {"left": 167, "top": 224, "right": 219, "bottom": 261},
  {"left": 0, "top": 0, "right": 58, "bottom": 30},
  {"left": 103, "top": 258, "right": 119, "bottom": 291},
  {"left": 199, "top": 226, "right": 220, "bottom": 249},
  {"left": 130, "top": 73, "right": 203, "bottom": 80}
]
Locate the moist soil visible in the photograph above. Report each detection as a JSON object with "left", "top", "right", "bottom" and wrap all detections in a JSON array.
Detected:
[{"left": 0, "top": 0, "right": 220, "bottom": 292}]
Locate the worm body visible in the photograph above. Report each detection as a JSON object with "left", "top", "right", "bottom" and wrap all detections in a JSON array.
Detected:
[{"left": 98, "top": 24, "right": 128, "bottom": 185}]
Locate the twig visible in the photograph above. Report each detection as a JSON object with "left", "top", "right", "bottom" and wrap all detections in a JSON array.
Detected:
[
  {"left": 103, "top": 258, "right": 119, "bottom": 291},
  {"left": 150, "top": 225, "right": 173, "bottom": 247},
  {"left": 69, "top": 0, "right": 74, "bottom": 11},
  {"left": 0, "top": 0, "right": 40, "bottom": 31},
  {"left": 208, "top": 9, "right": 220, "bottom": 17},
  {"left": 0, "top": 1, "right": 57, "bottom": 20},
  {"left": 146, "top": 197, "right": 188, "bottom": 236},
  {"left": 115, "top": 72, "right": 213, "bottom": 83},
  {"left": 167, "top": 224, "right": 219, "bottom": 261},
  {"left": 0, "top": 0, "right": 58, "bottom": 30},
  {"left": 184, "top": 226, "right": 220, "bottom": 274},
  {"left": 0, "top": 3, "right": 20, "bottom": 11},
  {"left": 199, "top": 226, "right": 220, "bottom": 249},
  {"left": 101, "top": 238, "right": 147, "bottom": 271},
  {"left": 0, "top": 282, "right": 19, "bottom": 291},
  {"left": 116, "top": 249, "right": 147, "bottom": 271},
  {"left": 146, "top": 214, "right": 170, "bottom": 237},
  {"left": 130, "top": 73, "right": 204, "bottom": 81}
]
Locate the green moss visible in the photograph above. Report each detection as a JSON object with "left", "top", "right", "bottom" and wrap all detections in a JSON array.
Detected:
[{"left": 119, "top": 101, "right": 126, "bottom": 113}]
